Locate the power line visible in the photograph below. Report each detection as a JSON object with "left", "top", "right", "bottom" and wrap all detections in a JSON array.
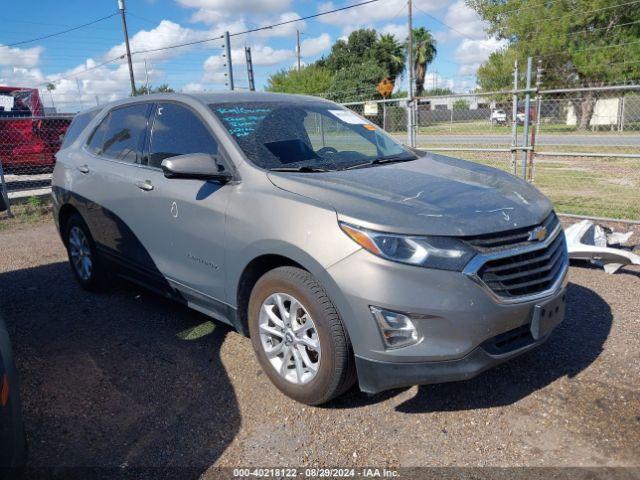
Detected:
[
  {"left": 130, "top": 0, "right": 382, "bottom": 56},
  {"left": 33, "top": 0, "right": 381, "bottom": 90},
  {"left": 413, "top": 5, "right": 477, "bottom": 42},
  {"left": 127, "top": 11, "right": 162, "bottom": 26},
  {"left": 40, "top": 55, "right": 126, "bottom": 87},
  {"left": 6, "top": 12, "right": 119, "bottom": 47}
]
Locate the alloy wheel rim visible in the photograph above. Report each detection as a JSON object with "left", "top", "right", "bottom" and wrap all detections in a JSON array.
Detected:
[
  {"left": 69, "top": 226, "right": 93, "bottom": 281},
  {"left": 259, "top": 292, "right": 321, "bottom": 385}
]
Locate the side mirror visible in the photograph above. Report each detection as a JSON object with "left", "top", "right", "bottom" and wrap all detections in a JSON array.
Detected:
[{"left": 161, "top": 153, "right": 232, "bottom": 182}]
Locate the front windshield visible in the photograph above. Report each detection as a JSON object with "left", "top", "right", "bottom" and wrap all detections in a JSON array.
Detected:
[{"left": 210, "top": 101, "right": 416, "bottom": 171}]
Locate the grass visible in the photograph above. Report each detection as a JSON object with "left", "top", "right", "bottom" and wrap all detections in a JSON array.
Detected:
[
  {"left": 412, "top": 121, "right": 640, "bottom": 136},
  {"left": 0, "top": 197, "right": 53, "bottom": 231}
]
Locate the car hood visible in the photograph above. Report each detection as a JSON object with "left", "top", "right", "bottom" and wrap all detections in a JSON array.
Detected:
[{"left": 267, "top": 152, "right": 552, "bottom": 236}]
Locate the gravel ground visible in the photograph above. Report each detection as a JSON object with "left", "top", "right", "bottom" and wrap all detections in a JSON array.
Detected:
[{"left": 0, "top": 219, "right": 638, "bottom": 476}]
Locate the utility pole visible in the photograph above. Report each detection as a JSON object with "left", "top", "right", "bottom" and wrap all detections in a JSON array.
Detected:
[
  {"left": 223, "top": 31, "right": 234, "bottom": 91},
  {"left": 144, "top": 59, "right": 150, "bottom": 94},
  {"left": 245, "top": 47, "right": 255, "bottom": 91},
  {"left": 521, "top": 57, "right": 533, "bottom": 181},
  {"left": 118, "top": 0, "right": 136, "bottom": 96},
  {"left": 529, "top": 59, "right": 544, "bottom": 182},
  {"left": 407, "top": 0, "right": 415, "bottom": 147},
  {"left": 510, "top": 59, "right": 519, "bottom": 175},
  {"left": 76, "top": 79, "right": 84, "bottom": 109},
  {"left": 296, "top": 29, "right": 302, "bottom": 71}
]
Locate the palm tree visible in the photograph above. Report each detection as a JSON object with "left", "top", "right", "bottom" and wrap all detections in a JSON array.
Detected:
[
  {"left": 46, "top": 82, "right": 56, "bottom": 109},
  {"left": 375, "top": 33, "right": 406, "bottom": 84},
  {"left": 410, "top": 27, "right": 437, "bottom": 97}
]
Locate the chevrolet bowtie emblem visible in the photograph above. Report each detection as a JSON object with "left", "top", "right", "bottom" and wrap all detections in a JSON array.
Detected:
[{"left": 528, "top": 225, "right": 547, "bottom": 242}]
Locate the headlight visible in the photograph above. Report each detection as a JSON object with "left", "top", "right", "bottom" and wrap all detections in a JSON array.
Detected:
[{"left": 340, "top": 222, "right": 476, "bottom": 271}]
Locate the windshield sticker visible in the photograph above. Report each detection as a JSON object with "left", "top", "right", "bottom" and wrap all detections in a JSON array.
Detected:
[
  {"left": 328, "top": 109, "right": 368, "bottom": 125},
  {"left": 216, "top": 107, "right": 271, "bottom": 138}
]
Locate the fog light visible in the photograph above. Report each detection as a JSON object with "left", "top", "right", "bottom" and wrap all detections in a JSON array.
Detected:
[{"left": 370, "top": 306, "right": 419, "bottom": 349}]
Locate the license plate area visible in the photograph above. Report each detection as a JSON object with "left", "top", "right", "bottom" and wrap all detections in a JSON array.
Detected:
[{"left": 530, "top": 290, "right": 567, "bottom": 340}]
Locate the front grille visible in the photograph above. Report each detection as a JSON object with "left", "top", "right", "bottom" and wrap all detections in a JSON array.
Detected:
[
  {"left": 464, "top": 212, "right": 559, "bottom": 251},
  {"left": 477, "top": 229, "right": 567, "bottom": 298}
]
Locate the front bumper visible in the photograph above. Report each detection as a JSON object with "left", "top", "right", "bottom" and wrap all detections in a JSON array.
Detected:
[
  {"left": 355, "top": 323, "right": 559, "bottom": 394},
  {"left": 323, "top": 244, "right": 569, "bottom": 394}
]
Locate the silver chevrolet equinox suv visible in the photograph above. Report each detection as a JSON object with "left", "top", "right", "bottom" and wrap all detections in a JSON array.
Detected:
[{"left": 52, "top": 92, "right": 568, "bottom": 405}]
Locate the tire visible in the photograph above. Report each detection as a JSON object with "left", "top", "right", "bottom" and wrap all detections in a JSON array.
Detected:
[
  {"left": 63, "top": 213, "right": 110, "bottom": 292},
  {"left": 248, "top": 266, "right": 356, "bottom": 405}
]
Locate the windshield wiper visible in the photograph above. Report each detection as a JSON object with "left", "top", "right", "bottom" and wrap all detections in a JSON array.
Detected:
[
  {"left": 269, "top": 165, "right": 332, "bottom": 172},
  {"left": 343, "top": 154, "right": 417, "bottom": 170}
]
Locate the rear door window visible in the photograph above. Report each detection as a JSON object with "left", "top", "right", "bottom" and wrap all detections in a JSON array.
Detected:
[
  {"left": 86, "top": 103, "right": 150, "bottom": 163},
  {"left": 147, "top": 103, "right": 219, "bottom": 168}
]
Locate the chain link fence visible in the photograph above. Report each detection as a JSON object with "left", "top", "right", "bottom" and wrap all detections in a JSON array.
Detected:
[
  {"left": 1, "top": 84, "right": 638, "bottom": 222},
  {"left": 342, "top": 84, "right": 640, "bottom": 222},
  {"left": 0, "top": 116, "right": 72, "bottom": 212}
]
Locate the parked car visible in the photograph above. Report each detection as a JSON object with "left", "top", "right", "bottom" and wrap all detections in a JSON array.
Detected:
[
  {"left": 490, "top": 109, "right": 507, "bottom": 125},
  {"left": 52, "top": 93, "right": 568, "bottom": 405},
  {"left": 0, "top": 313, "right": 27, "bottom": 469},
  {"left": 0, "top": 86, "right": 72, "bottom": 174}
]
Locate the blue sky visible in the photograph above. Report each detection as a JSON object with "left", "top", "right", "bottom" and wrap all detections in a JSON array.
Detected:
[{"left": 0, "top": 0, "right": 504, "bottom": 110}]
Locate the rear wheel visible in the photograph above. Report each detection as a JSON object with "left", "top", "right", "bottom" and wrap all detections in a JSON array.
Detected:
[
  {"left": 64, "top": 214, "right": 110, "bottom": 291},
  {"left": 248, "top": 267, "right": 356, "bottom": 405}
]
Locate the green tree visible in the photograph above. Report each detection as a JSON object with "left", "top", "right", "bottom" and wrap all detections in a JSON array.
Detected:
[
  {"left": 422, "top": 87, "right": 454, "bottom": 96},
  {"left": 46, "top": 82, "right": 56, "bottom": 109},
  {"left": 410, "top": 27, "right": 437, "bottom": 97},
  {"left": 372, "top": 34, "right": 406, "bottom": 83},
  {"left": 453, "top": 99, "right": 470, "bottom": 110},
  {"left": 266, "top": 65, "right": 333, "bottom": 95},
  {"left": 325, "top": 60, "right": 387, "bottom": 102},
  {"left": 324, "top": 29, "right": 379, "bottom": 73},
  {"left": 266, "top": 28, "right": 407, "bottom": 102},
  {"left": 468, "top": 0, "right": 640, "bottom": 129},
  {"left": 133, "top": 83, "right": 175, "bottom": 95}
]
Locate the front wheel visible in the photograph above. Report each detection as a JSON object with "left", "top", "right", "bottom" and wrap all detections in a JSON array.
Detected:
[
  {"left": 64, "top": 214, "right": 110, "bottom": 291},
  {"left": 248, "top": 267, "right": 356, "bottom": 405}
]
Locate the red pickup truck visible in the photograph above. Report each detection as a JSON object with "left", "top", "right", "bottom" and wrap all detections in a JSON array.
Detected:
[{"left": 0, "top": 86, "right": 72, "bottom": 174}]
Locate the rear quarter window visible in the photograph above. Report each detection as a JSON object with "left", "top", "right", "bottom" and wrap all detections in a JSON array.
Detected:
[{"left": 61, "top": 110, "right": 99, "bottom": 149}]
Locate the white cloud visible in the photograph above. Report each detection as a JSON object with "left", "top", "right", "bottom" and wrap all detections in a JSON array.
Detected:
[
  {"left": 318, "top": 0, "right": 440, "bottom": 28},
  {"left": 189, "top": 8, "right": 228, "bottom": 24},
  {"left": 104, "top": 19, "right": 248, "bottom": 63},
  {"left": 443, "top": 0, "right": 488, "bottom": 41},
  {"left": 252, "top": 12, "right": 306, "bottom": 38},
  {"left": 0, "top": 44, "right": 43, "bottom": 68},
  {"left": 300, "top": 33, "right": 331, "bottom": 57},
  {"left": 379, "top": 23, "right": 406, "bottom": 41},
  {"left": 250, "top": 45, "right": 294, "bottom": 66},
  {"left": 203, "top": 43, "right": 292, "bottom": 84},
  {"left": 105, "top": 20, "right": 211, "bottom": 62},
  {"left": 182, "top": 82, "right": 207, "bottom": 92},
  {"left": 178, "top": 0, "right": 291, "bottom": 15},
  {"left": 454, "top": 37, "right": 506, "bottom": 75},
  {"left": 0, "top": 67, "right": 46, "bottom": 86}
]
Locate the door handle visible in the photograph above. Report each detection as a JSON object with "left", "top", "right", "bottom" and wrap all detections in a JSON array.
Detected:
[
  {"left": 78, "top": 164, "right": 89, "bottom": 174},
  {"left": 135, "top": 180, "right": 154, "bottom": 192}
]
